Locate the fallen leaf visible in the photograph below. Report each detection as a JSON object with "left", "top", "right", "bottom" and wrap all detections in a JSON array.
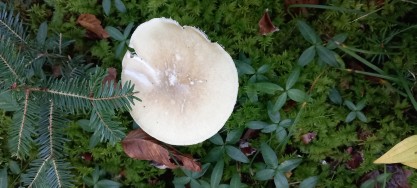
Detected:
[
  {"left": 122, "top": 129, "right": 201, "bottom": 172},
  {"left": 258, "top": 10, "right": 279, "bottom": 35},
  {"left": 77, "top": 14, "right": 109, "bottom": 39},
  {"left": 346, "top": 147, "right": 363, "bottom": 170},
  {"left": 239, "top": 140, "right": 256, "bottom": 156},
  {"left": 374, "top": 135, "right": 417, "bottom": 169},
  {"left": 103, "top": 67, "right": 118, "bottom": 87}
]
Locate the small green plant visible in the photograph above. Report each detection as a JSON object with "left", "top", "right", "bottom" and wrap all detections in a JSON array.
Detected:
[{"left": 83, "top": 166, "right": 122, "bottom": 188}]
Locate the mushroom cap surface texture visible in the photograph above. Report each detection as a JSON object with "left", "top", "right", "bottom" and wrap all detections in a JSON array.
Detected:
[{"left": 121, "top": 18, "right": 238, "bottom": 145}]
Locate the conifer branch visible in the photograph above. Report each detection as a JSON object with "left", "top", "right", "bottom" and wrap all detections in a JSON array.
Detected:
[
  {"left": 0, "top": 52, "right": 18, "bottom": 78},
  {"left": 0, "top": 9, "right": 27, "bottom": 44},
  {"left": 51, "top": 159, "right": 62, "bottom": 188},
  {"left": 26, "top": 158, "right": 48, "bottom": 188},
  {"left": 16, "top": 89, "right": 30, "bottom": 155}
]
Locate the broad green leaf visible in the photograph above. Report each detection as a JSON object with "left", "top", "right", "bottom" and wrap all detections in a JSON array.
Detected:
[
  {"left": 209, "top": 133, "right": 224, "bottom": 145},
  {"left": 105, "top": 26, "right": 125, "bottom": 41},
  {"left": 199, "top": 180, "right": 210, "bottom": 188},
  {"left": 36, "top": 21, "right": 48, "bottom": 45},
  {"left": 229, "top": 173, "right": 241, "bottom": 188},
  {"left": 0, "top": 167, "right": 7, "bottom": 188},
  {"left": 278, "top": 159, "right": 302, "bottom": 172},
  {"left": 376, "top": 173, "right": 392, "bottom": 183},
  {"left": 297, "top": 20, "right": 320, "bottom": 44},
  {"left": 8, "top": 160, "right": 20, "bottom": 174},
  {"left": 218, "top": 184, "right": 230, "bottom": 188},
  {"left": 274, "top": 93, "right": 287, "bottom": 111},
  {"left": 225, "top": 146, "right": 249, "bottom": 163},
  {"left": 287, "top": 89, "right": 306, "bottom": 102},
  {"left": 261, "top": 124, "right": 277, "bottom": 133},
  {"left": 274, "top": 172, "right": 289, "bottom": 188},
  {"left": 255, "top": 83, "right": 283, "bottom": 94},
  {"left": 374, "top": 135, "right": 417, "bottom": 168},
  {"left": 257, "top": 64, "right": 270, "bottom": 74},
  {"left": 190, "top": 179, "right": 201, "bottom": 188},
  {"left": 173, "top": 177, "right": 191, "bottom": 185},
  {"left": 237, "top": 63, "right": 255, "bottom": 75},
  {"left": 255, "top": 169, "right": 275, "bottom": 181},
  {"left": 344, "top": 100, "right": 357, "bottom": 111},
  {"left": 356, "top": 100, "right": 366, "bottom": 111},
  {"left": 286, "top": 67, "right": 300, "bottom": 90},
  {"left": 211, "top": 160, "right": 224, "bottom": 188},
  {"left": 279, "top": 119, "right": 293, "bottom": 128},
  {"left": 268, "top": 102, "right": 280, "bottom": 123},
  {"left": 226, "top": 129, "right": 243, "bottom": 144},
  {"left": 78, "top": 119, "right": 94, "bottom": 132},
  {"left": 114, "top": 0, "right": 126, "bottom": 13},
  {"left": 247, "top": 121, "right": 268, "bottom": 129},
  {"left": 115, "top": 41, "right": 126, "bottom": 58},
  {"left": 360, "top": 179, "right": 375, "bottom": 188},
  {"left": 261, "top": 142, "right": 278, "bottom": 168},
  {"left": 345, "top": 111, "right": 356, "bottom": 123},
  {"left": 316, "top": 45, "right": 338, "bottom": 67},
  {"left": 275, "top": 126, "right": 287, "bottom": 143},
  {"left": 102, "top": 0, "right": 111, "bottom": 15},
  {"left": 96, "top": 179, "right": 121, "bottom": 188},
  {"left": 329, "top": 88, "right": 342, "bottom": 105},
  {"left": 123, "top": 22, "right": 134, "bottom": 37},
  {"left": 83, "top": 177, "right": 95, "bottom": 186},
  {"left": 0, "top": 90, "right": 19, "bottom": 111},
  {"left": 191, "top": 163, "right": 210, "bottom": 179},
  {"left": 245, "top": 86, "right": 258, "bottom": 102},
  {"left": 299, "top": 176, "right": 319, "bottom": 188},
  {"left": 298, "top": 46, "right": 316, "bottom": 67},
  {"left": 327, "top": 33, "right": 348, "bottom": 50},
  {"left": 356, "top": 111, "right": 367, "bottom": 122}
]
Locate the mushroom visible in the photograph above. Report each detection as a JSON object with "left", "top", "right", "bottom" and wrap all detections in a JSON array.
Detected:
[{"left": 121, "top": 18, "right": 238, "bottom": 145}]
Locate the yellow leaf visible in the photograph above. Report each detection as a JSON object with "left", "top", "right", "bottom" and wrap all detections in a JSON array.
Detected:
[
  {"left": 374, "top": 135, "right": 417, "bottom": 164},
  {"left": 402, "top": 161, "right": 417, "bottom": 169}
]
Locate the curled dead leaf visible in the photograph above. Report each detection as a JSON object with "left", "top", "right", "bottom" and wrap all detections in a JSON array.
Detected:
[
  {"left": 258, "top": 10, "right": 279, "bottom": 35},
  {"left": 77, "top": 14, "right": 109, "bottom": 39},
  {"left": 102, "top": 67, "right": 118, "bottom": 88},
  {"left": 122, "top": 129, "right": 201, "bottom": 172},
  {"left": 301, "top": 132, "right": 317, "bottom": 144}
]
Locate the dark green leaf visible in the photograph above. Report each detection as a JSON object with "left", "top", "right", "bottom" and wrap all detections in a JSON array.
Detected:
[
  {"left": 209, "top": 133, "right": 224, "bottom": 145},
  {"left": 218, "top": 184, "right": 229, "bottom": 188},
  {"left": 226, "top": 129, "right": 243, "bottom": 144},
  {"left": 346, "top": 111, "right": 356, "bottom": 123},
  {"left": 8, "top": 160, "right": 20, "bottom": 174},
  {"left": 247, "top": 121, "right": 268, "bottom": 129},
  {"left": 275, "top": 126, "right": 287, "bottom": 143},
  {"left": 245, "top": 87, "right": 258, "bottom": 102},
  {"left": 274, "top": 172, "right": 289, "bottom": 188},
  {"left": 286, "top": 67, "right": 300, "bottom": 90},
  {"left": 229, "top": 173, "right": 241, "bottom": 188},
  {"left": 114, "top": 0, "right": 126, "bottom": 13},
  {"left": 123, "top": 22, "right": 134, "bottom": 37},
  {"left": 0, "top": 90, "right": 19, "bottom": 111},
  {"left": 299, "top": 176, "right": 319, "bottom": 188},
  {"left": 96, "top": 179, "right": 121, "bottom": 188},
  {"left": 36, "top": 21, "right": 48, "bottom": 45},
  {"left": 261, "top": 142, "right": 278, "bottom": 169},
  {"left": 211, "top": 160, "right": 224, "bottom": 188},
  {"left": 78, "top": 119, "right": 94, "bottom": 132},
  {"left": 255, "top": 169, "right": 275, "bottom": 181},
  {"left": 89, "top": 134, "right": 100, "bottom": 148},
  {"left": 199, "top": 180, "right": 210, "bottom": 188},
  {"left": 83, "top": 177, "right": 95, "bottom": 186},
  {"left": 102, "top": 0, "right": 111, "bottom": 15},
  {"left": 298, "top": 46, "right": 316, "bottom": 66},
  {"left": 279, "top": 119, "right": 293, "bottom": 128},
  {"left": 360, "top": 179, "right": 376, "bottom": 188},
  {"left": 115, "top": 41, "right": 126, "bottom": 58},
  {"left": 344, "top": 100, "right": 357, "bottom": 111},
  {"left": 237, "top": 63, "right": 255, "bottom": 75},
  {"left": 255, "top": 83, "right": 283, "bottom": 94},
  {"left": 268, "top": 102, "right": 280, "bottom": 123},
  {"left": 105, "top": 26, "right": 125, "bottom": 41},
  {"left": 356, "top": 111, "right": 367, "bottom": 122},
  {"left": 173, "top": 177, "right": 191, "bottom": 185},
  {"left": 273, "top": 93, "right": 287, "bottom": 111},
  {"left": 316, "top": 45, "right": 338, "bottom": 67},
  {"left": 287, "top": 89, "right": 306, "bottom": 102},
  {"left": 225, "top": 146, "right": 249, "bottom": 163},
  {"left": 190, "top": 179, "right": 201, "bottom": 188},
  {"left": 204, "top": 146, "right": 224, "bottom": 162},
  {"left": 0, "top": 167, "right": 7, "bottom": 188},
  {"left": 329, "top": 88, "right": 342, "bottom": 105},
  {"left": 191, "top": 163, "right": 210, "bottom": 179},
  {"left": 257, "top": 64, "right": 270, "bottom": 74},
  {"left": 297, "top": 20, "right": 320, "bottom": 44},
  {"left": 261, "top": 124, "right": 277, "bottom": 133},
  {"left": 356, "top": 100, "right": 366, "bottom": 111},
  {"left": 327, "top": 33, "right": 348, "bottom": 50},
  {"left": 376, "top": 173, "right": 392, "bottom": 183},
  {"left": 278, "top": 159, "right": 302, "bottom": 172}
]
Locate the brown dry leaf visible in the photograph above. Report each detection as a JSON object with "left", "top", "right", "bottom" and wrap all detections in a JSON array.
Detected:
[
  {"left": 77, "top": 14, "right": 109, "bottom": 39},
  {"left": 301, "top": 132, "right": 317, "bottom": 144},
  {"left": 122, "top": 129, "right": 201, "bottom": 172},
  {"left": 258, "top": 10, "right": 279, "bottom": 35},
  {"left": 103, "top": 67, "right": 118, "bottom": 86}
]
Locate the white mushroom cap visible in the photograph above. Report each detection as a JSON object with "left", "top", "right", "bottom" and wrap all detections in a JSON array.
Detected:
[{"left": 121, "top": 18, "right": 238, "bottom": 145}]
